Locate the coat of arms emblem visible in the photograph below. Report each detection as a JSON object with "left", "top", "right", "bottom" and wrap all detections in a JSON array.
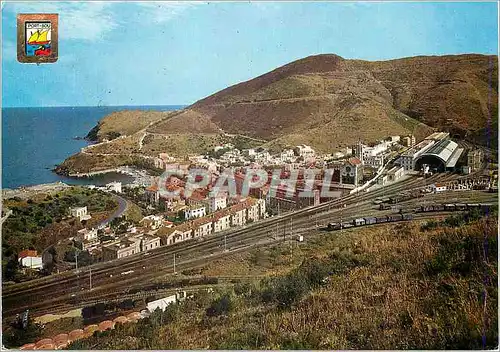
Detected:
[{"left": 17, "top": 13, "right": 58, "bottom": 63}]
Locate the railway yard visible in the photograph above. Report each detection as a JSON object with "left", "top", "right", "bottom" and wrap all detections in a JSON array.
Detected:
[{"left": 2, "top": 172, "right": 497, "bottom": 323}]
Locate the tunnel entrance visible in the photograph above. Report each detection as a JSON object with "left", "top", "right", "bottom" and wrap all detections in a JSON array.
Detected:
[{"left": 414, "top": 155, "right": 446, "bottom": 173}]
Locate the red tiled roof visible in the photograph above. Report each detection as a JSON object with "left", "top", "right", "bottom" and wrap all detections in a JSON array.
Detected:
[
  {"left": 349, "top": 157, "right": 362, "bottom": 165},
  {"left": 145, "top": 183, "right": 159, "bottom": 192},
  {"left": 19, "top": 250, "right": 38, "bottom": 259}
]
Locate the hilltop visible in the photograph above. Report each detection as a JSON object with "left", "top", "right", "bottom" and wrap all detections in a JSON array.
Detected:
[
  {"left": 56, "top": 53, "right": 498, "bottom": 174},
  {"left": 158, "top": 53, "right": 497, "bottom": 147}
]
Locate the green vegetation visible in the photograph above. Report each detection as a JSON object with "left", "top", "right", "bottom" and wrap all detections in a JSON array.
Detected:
[
  {"left": 227, "top": 135, "right": 264, "bottom": 151},
  {"left": 2, "top": 315, "right": 43, "bottom": 348},
  {"left": 2, "top": 187, "right": 117, "bottom": 281},
  {"left": 65, "top": 213, "right": 497, "bottom": 350}
]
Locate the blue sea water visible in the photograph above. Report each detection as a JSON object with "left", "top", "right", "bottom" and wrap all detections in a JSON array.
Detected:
[{"left": 2, "top": 106, "right": 183, "bottom": 189}]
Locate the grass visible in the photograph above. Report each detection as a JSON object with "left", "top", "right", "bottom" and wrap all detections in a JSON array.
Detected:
[{"left": 64, "top": 213, "right": 498, "bottom": 350}]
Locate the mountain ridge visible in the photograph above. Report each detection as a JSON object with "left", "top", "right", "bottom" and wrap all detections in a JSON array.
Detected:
[{"left": 57, "top": 53, "right": 498, "bottom": 174}]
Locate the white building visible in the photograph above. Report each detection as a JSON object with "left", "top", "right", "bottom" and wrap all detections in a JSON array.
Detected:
[
  {"left": 245, "top": 148, "right": 256, "bottom": 157},
  {"left": 431, "top": 183, "right": 447, "bottom": 193},
  {"left": 255, "top": 150, "right": 271, "bottom": 163},
  {"left": 362, "top": 142, "right": 389, "bottom": 159},
  {"left": 106, "top": 182, "right": 122, "bottom": 193},
  {"left": 70, "top": 206, "right": 91, "bottom": 221},
  {"left": 363, "top": 155, "right": 384, "bottom": 169},
  {"left": 77, "top": 228, "right": 98, "bottom": 241},
  {"left": 213, "top": 214, "right": 231, "bottom": 233},
  {"left": 140, "top": 215, "right": 164, "bottom": 230},
  {"left": 247, "top": 199, "right": 266, "bottom": 222},
  {"left": 387, "top": 166, "right": 405, "bottom": 182},
  {"left": 192, "top": 219, "right": 213, "bottom": 238},
  {"left": 231, "top": 208, "right": 247, "bottom": 227},
  {"left": 18, "top": 250, "right": 43, "bottom": 270},
  {"left": 295, "top": 145, "right": 315, "bottom": 159},
  {"left": 280, "top": 149, "right": 296, "bottom": 163},
  {"left": 209, "top": 195, "right": 227, "bottom": 213},
  {"left": 396, "top": 139, "right": 436, "bottom": 171},
  {"left": 184, "top": 206, "right": 206, "bottom": 220},
  {"left": 147, "top": 292, "right": 186, "bottom": 313}
]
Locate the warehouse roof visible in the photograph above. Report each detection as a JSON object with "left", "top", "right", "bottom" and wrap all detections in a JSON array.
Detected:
[
  {"left": 446, "top": 148, "right": 464, "bottom": 168},
  {"left": 420, "top": 139, "right": 458, "bottom": 164}
]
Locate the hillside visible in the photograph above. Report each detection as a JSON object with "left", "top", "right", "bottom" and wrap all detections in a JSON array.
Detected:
[
  {"left": 86, "top": 110, "right": 178, "bottom": 142},
  {"left": 151, "top": 53, "right": 497, "bottom": 150},
  {"left": 57, "top": 53, "right": 498, "bottom": 174},
  {"left": 63, "top": 213, "right": 498, "bottom": 350}
]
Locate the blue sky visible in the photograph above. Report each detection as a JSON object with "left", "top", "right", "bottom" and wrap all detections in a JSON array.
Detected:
[{"left": 2, "top": 1, "right": 498, "bottom": 107}]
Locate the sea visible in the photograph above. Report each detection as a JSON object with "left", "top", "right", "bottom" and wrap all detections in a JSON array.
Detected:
[{"left": 2, "top": 105, "right": 183, "bottom": 189}]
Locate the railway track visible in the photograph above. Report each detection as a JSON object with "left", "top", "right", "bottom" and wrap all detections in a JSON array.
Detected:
[{"left": 4, "top": 172, "right": 494, "bottom": 319}]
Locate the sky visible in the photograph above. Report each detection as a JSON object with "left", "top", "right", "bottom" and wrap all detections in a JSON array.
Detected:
[{"left": 2, "top": 1, "right": 498, "bottom": 108}]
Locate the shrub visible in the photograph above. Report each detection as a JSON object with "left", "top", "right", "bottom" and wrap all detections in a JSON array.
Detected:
[{"left": 206, "top": 294, "right": 233, "bottom": 317}]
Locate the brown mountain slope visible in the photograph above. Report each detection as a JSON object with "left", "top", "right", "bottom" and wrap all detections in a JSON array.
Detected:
[
  {"left": 57, "top": 53, "right": 497, "bottom": 174},
  {"left": 150, "top": 53, "right": 497, "bottom": 151}
]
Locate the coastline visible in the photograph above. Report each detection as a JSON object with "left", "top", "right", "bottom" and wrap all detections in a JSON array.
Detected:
[
  {"left": 2, "top": 167, "right": 152, "bottom": 200},
  {"left": 67, "top": 165, "right": 153, "bottom": 186}
]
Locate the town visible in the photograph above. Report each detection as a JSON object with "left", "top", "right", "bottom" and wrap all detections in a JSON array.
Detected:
[{"left": 8, "top": 130, "right": 495, "bottom": 276}]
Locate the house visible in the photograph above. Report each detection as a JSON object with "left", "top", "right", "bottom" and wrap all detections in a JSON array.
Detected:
[
  {"left": 18, "top": 250, "right": 43, "bottom": 270},
  {"left": 74, "top": 228, "right": 99, "bottom": 251},
  {"left": 154, "top": 153, "right": 176, "bottom": 169},
  {"left": 387, "top": 166, "right": 405, "bottom": 182},
  {"left": 77, "top": 228, "right": 98, "bottom": 241},
  {"left": 341, "top": 158, "right": 363, "bottom": 186},
  {"left": 247, "top": 199, "right": 260, "bottom": 222},
  {"left": 102, "top": 238, "right": 141, "bottom": 260},
  {"left": 280, "top": 149, "right": 296, "bottom": 163},
  {"left": 145, "top": 183, "right": 160, "bottom": 204},
  {"left": 213, "top": 213, "right": 231, "bottom": 233},
  {"left": 230, "top": 205, "right": 247, "bottom": 227},
  {"left": 159, "top": 224, "right": 193, "bottom": 246},
  {"left": 431, "top": 183, "right": 447, "bottom": 193},
  {"left": 208, "top": 195, "right": 227, "bottom": 213},
  {"left": 74, "top": 238, "right": 99, "bottom": 251},
  {"left": 295, "top": 145, "right": 315, "bottom": 159},
  {"left": 106, "top": 182, "right": 122, "bottom": 193},
  {"left": 378, "top": 175, "right": 389, "bottom": 186},
  {"left": 137, "top": 234, "right": 161, "bottom": 251},
  {"left": 70, "top": 206, "right": 91, "bottom": 221},
  {"left": 191, "top": 218, "right": 213, "bottom": 238},
  {"left": 139, "top": 215, "right": 164, "bottom": 230},
  {"left": 147, "top": 291, "right": 186, "bottom": 313},
  {"left": 363, "top": 155, "right": 384, "bottom": 169},
  {"left": 184, "top": 205, "right": 206, "bottom": 220}
]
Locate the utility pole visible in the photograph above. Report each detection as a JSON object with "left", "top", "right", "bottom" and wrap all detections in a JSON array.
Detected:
[
  {"left": 173, "top": 253, "right": 176, "bottom": 274},
  {"left": 89, "top": 267, "right": 92, "bottom": 290}
]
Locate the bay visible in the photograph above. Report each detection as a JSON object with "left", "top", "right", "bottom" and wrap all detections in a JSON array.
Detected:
[{"left": 1, "top": 105, "right": 183, "bottom": 189}]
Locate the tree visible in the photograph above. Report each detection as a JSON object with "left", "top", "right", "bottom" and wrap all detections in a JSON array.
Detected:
[{"left": 3, "top": 316, "right": 43, "bottom": 348}]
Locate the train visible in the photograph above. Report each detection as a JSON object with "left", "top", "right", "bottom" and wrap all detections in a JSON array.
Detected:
[
  {"left": 325, "top": 213, "right": 414, "bottom": 231},
  {"left": 417, "top": 203, "right": 494, "bottom": 213},
  {"left": 374, "top": 192, "right": 424, "bottom": 208}
]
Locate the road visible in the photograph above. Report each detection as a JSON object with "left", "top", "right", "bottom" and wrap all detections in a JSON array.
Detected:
[
  {"left": 96, "top": 194, "right": 128, "bottom": 228},
  {"left": 2, "top": 173, "right": 496, "bottom": 320}
]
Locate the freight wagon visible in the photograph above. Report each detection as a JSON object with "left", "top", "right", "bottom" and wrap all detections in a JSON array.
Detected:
[
  {"left": 418, "top": 203, "right": 494, "bottom": 213},
  {"left": 324, "top": 213, "right": 415, "bottom": 232}
]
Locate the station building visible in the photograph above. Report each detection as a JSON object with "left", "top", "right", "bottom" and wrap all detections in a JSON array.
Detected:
[{"left": 396, "top": 132, "right": 464, "bottom": 172}]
